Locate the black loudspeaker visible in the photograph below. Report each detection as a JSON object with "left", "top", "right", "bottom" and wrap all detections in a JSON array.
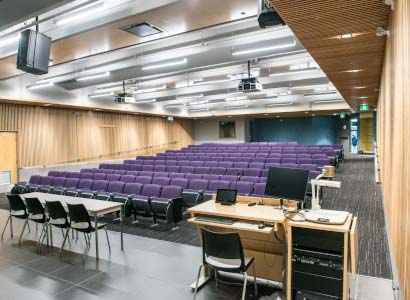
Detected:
[{"left": 17, "top": 29, "right": 51, "bottom": 75}]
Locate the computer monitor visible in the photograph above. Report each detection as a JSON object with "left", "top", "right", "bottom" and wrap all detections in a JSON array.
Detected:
[
  {"left": 216, "top": 189, "right": 237, "bottom": 205},
  {"left": 265, "top": 167, "right": 309, "bottom": 202}
]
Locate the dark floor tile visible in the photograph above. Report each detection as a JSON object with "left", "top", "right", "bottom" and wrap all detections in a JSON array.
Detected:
[
  {"left": 0, "top": 265, "right": 44, "bottom": 285},
  {"left": 23, "top": 274, "right": 74, "bottom": 297}
]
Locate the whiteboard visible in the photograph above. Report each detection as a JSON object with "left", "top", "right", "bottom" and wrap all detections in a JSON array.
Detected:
[{"left": 0, "top": 171, "right": 11, "bottom": 185}]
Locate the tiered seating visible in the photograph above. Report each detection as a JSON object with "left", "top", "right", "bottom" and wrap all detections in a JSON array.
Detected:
[{"left": 14, "top": 142, "right": 343, "bottom": 227}]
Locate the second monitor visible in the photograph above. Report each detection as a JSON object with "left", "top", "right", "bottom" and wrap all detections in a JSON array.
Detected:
[{"left": 215, "top": 189, "right": 237, "bottom": 206}]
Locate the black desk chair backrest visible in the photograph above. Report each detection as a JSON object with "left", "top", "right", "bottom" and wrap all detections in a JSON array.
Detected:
[
  {"left": 26, "top": 198, "right": 46, "bottom": 223},
  {"left": 201, "top": 228, "right": 245, "bottom": 271},
  {"left": 67, "top": 204, "right": 92, "bottom": 233},
  {"left": 7, "top": 194, "right": 28, "bottom": 218},
  {"left": 46, "top": 201, "right": 69, "bottom": 227}
]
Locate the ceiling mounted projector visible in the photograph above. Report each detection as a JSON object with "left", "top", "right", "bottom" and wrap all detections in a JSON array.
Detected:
[
  {"left": 237, "top": 61, "right": 263, "bottom": 92},
  {"left": 258, "top": 0, "right": 285, "bottom": 29},
  {"left": 114, "top": 93, "right": 136, "bottom": 104}
]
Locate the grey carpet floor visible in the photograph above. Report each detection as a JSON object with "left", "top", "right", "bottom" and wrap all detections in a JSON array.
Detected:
[{"left": 0, "top": 156, "right": 392, "bottom": 279}]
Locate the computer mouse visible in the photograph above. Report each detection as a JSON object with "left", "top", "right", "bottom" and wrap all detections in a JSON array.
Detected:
[{"left": 258, "top": 223, "right": 266, "bottom": 229}]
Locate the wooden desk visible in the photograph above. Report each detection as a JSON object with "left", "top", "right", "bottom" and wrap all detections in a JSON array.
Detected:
[{"left": 20, "top": 192, "right": 124, "bottom": 260}]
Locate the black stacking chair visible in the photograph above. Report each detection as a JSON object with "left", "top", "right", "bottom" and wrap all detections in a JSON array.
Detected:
[
  {"left": 45, "top": 201, "right": 71, "bottom": 253},
  {"left": 193, "top": 228, "right": 257, "bottom": 300},
  {"left": 25, "top": 197, "right": 48, "bottom": 250},
  {"left": 1, "top": 194, "right": 30, "bottom": 246},
  {"left": 66, "top": 204, "right": 110, "bottom": 263}
]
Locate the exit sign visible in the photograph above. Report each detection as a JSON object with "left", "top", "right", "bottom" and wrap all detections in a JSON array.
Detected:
[
  {"left": 340, "top": 113, "right": 346, "bottom": 119},
  {"left": 360, "top": 104, "right": 369, "bottom": 111}
]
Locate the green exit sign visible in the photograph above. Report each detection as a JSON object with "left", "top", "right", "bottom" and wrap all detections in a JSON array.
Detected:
[
  {"left": 360, "top": 104, "right": 369, "bottom": 111},
  {"left": 340, "top": 113, "right": 346, "bottom": 119}
]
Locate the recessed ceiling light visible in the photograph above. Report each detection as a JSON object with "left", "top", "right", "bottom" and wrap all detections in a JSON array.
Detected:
[
  {"left": 353, "top": 86, "right": 366, "bottom": 89},
  {"left": 227, "top": 115, "right": 232, "bottom": 118},
  {"left": 264, "top": 114, "right": 269, "bottom": 116},
  {"left": 304, "top": 111, "right": 308, "bottom": 114},
  {"left": 133, "top": 112, "right": 139, "bottom": 115},
  {"left": 95, "top": 109, "right": 102, "bottom": 111},
  {"left": 27, "top": 82, "right": 54, "bottom": 90},
  {"left": 76, "top": 72, "right": 110, "bottom": 81},
  {"left": 276, "top": 116, "right": 280, "bottom": 118},
  {"left": 374, "top": 108, "right": 377, "bottom": 111},
  {"left": 344, "top": 69, "right": 363, "bottom": 73},
  {"left": 357, "top": 96, "right": 368, "bottom": 99},
  {"left": 42, "top": 103, "right": 52, "bottom": 107},
  {"left": 312, "top": 114, "right": 316, "bottom": 116},
  {"left": 142, "top": 58, "right": 187, "bottom": 70},
  {"left": 340, "top": 33, "right": 353, "bottom": 39},
  {"left": 333, "top": 113, "right": 337, "bottom": 116},
  {"left": 232, "top": 41, "right": 296, "bottom": 56}
]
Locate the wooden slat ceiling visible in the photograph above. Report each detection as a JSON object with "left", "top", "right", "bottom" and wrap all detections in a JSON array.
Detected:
[{"left": 268, "top": 0, "right": 391, "bottom": 110}]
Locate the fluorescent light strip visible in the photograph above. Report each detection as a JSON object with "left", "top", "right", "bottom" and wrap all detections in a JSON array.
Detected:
[
  {"left": 0, "top": 49, "right": 18, "bottom": 59},
  {"left": 0, "top": 33, "right": 20, "bottom": 48},
  {"left": 189, "top": 108, "right": 210, "bottom": 112},
  {"left": 226, "top": 96, "right": 248, "bottom": 101},
  {"left": 305, "top": 91, "right": 338, "bottom": 97},
  {"left": 89, "top": 92, "right": 113, "bottom": 98},
  {"left": 27, "top": 82, "right": 54, "bottom": 90},
  {"left": 313, "top": 99, "right": 344, "bottom": 104},
  {"left": 232, "top": 41, "right": 296, "bottom": 56},
  {"left": 142, "top": 58, "right": 187, "bottom": 71},
  {"left": 176, "top": 93, "right": 203, "bottom": 99},
  {"left": 190, "top": 100, "right": 209, "bottom": 106},
  {"left": 133, "top": 85, "right": 166, "bottom": 94},
  {"left": 225, "top": 105, "right": 248, "bottom": 110},
  {"left": 164, "top": 103, "right": 186, "bottom": 108},
  {"left": 269, "top": 68, "right": 319, "bottom": 77},
  {"left": 76, "top": 72, "right": 110, "bottom": 81},
  {"left": 265, "top": 102, "right": 293, "bottom": 107},
  {"left": 56, "top": 1, "right": 105, "bottom": 26},
  {"left": 291, "top": 84, "right": 330, "bottom": 90},
  {"left": 193, "top": 78, "right": 231, "bottom": 85},
  {"left": 135, "top": 99, "right": 156, "bottom": 104}
]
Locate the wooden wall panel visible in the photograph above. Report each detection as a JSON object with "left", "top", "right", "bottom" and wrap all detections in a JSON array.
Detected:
[
  {"left": 377, "top": 0, "right": 410, "bottom": 298},
  {"left": 0, "top": 103, "right": 193, "bottom": 168}
]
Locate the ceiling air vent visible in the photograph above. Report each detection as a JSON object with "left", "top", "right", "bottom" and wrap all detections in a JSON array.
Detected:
[{"left": 122, "top": 22, "right": 163, "bottom": 37}]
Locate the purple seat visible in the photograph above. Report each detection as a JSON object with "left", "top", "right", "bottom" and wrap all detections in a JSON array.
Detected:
[
  {"left": 282, "top": 163, "right": 299, "bottom": 169},
  {"left": 64, "top": 178, "right": 79, "bottom": 189},
  {"left": 252, "top": 183, "right": 266, "bottom": 197},
  {"left": 265, "top": 163, "right": 281, "bottom": 169},
  {"left": 311, "top": 154, "right": 327, "bottom": 159},
  {"left": 299, "top": 164, "right": 318, "bottom": 171},
  {"left": 251, "top": 158, "right": 266, "bottom": 163},
  {"left": 101, "top": 169, "right": 114, "bottom": 174},
  {"left": 170, "top": 178, "right": 189, "bottom": 189},
  {"left": 80, "top": 173, "right": 93, "bottom": 179},
  {"left": 92, "top": 173, "right": 107, "bottom": 180},
  {"left": 166, "top": 166, "right": 180, "bottom": 173},
  {"left": 204, "top": 161, "right": 218, "bottom": 168},
  {"left": 80, "top": 168, "right": 93, "bottom": 173},
  {"left": 114, "top": 170, "right": 127, "bottom": 175},
  {"left": 76, "top": 179, "right": 93, "bottom": 191},
  {"left": 298, "top": 158, "right": 313, "bottom": 164},
  {"left": 150, "top": 185, "right": 184, "bottom": 223},
  {"left": 258, "top": 177, "right": 267, "bottom": 183},
  {"left": 210, "top": 167, "right": 226, "bottom": 175},
  {"left": 152, "top": 185, "right": 182, "bottom": 202},
  {"left": 153, "top": 172, "right": 169, "bottom": 178},
  {"left": 178, "top": 160, "right": 190, "bottom": 167},
  {"left": 154, "top": 160, "right": 166, "bottom": 165},
  {"left": 152, "top": 177, "right": 171, "bottom": 186},
  {"left": 239, "top": 176, "right": 259, "bottom": 183},
  {"left": 106, "top": 174, "right": 121, "bottom": 181},
  {"left": 169, "top": 172, "right": 185, "bottom": 179},
  {"left": 95, "top": 181, "right": 126, "bottom": 200},
  {"left": 281, "top": 158, "right": 297, "bottom": 164},
  {"left": 221, "top": 175, "right": 239, "bottom": 182},
  {"left": 185, "top": 179, "right": 209, "bottom": 192},
  {"left": 139, "top": 171, "right": 153, "bottom": 177},
  {"left": 38, "top": 176, "right": 53, "bottom": 187},
  {"left": 195, "top": 167, "right": 210, "bottom": 175},
  {"left": 143, "top": 160, "right": 154, "bottom": 166},
  {"left": 124, "top": 160, "right": 136, "bottom": 165},
  {"left": 129, "top": 165, "right": 142, "bottom": 171},
  {"left": 243, "top": 168, "right": 262, "bottom": 177},
  {"left": 185, "top": 174, "right": 203, "bottom": 180},
  {"left": 141, "top": 165, "right": 154, "bottom": 171},
  {"left": 131, "top": 184, "right": 162, "bottom": 216},
  {"left": 230, "top": 181, "right": 253, "bottom": 195},
  {"left": 234, "top": 162, "right": 249, "bottom": 169},
  {"left": 48, "top": 171, "right": 59, "bottom": 177},
  {"left": 51, "top": 177, "right": 66, "bottom": 187},
  {"left": 191, "top": 161, "right": 204, "bottom": 167},
  {"left": 154, "top": 165, "right": 167, "bottom": 172},
  {"left": 165, "top": 160, "right": 177, "bottom": 166},
  {"left": 313, "top": 158, "right": 331, "bottom": 167},
  {"left": 126, "top": 171, "right": 139, "bottom": 177},
  {"left": 226, "top": 168, "right": 243, "bottom": 176},
  {"left": 219, "top": 162, "right": 234, "bottom": 168},
  {"left": 91, "top": 180, "right": 109, "bottom": 192},
  {"left": 203, "top": 174, "right": 221, "bottom": 181},
  {"left": 113, "top": 183, "right": 143, "bottom": 202},
  {"left": 261, "top": 169, "right": 269, "bottom": 177},
  {"left": 206, "top": 180, "right": 230, "bottom": 193},
  {"left": 265, "top": 158, "right": 281, "bottom": 164},
  {"left": 135, "top": 176, "right": 153, "bottom": 184},
  {"left": 224, "top": 157, "right": 237, "bottom": 162},
  {"left": 120, "top": 175, "right": 136, "bottom": 183},
  {"left": 249, "top": 162, "right": 264, "bottom": 169},
  {"left": 180, "top": 166, "right": 195, "bottom": 174},
  {"left": 68, "top": 172, "right": 81, "bottom": 178}
]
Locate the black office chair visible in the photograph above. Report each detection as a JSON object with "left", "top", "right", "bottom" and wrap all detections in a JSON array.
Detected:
[
  {"left": 66, "top": 204, "right": 110, "bottom": 263},
  {"left": 25, "top": 197, "right": 49, "bottom": 251},
  {"left": 45, "top": 201, "right": 71, "bottom": 253},
  {"left": 193, "top": 228, "right": 257, "bottom": 300},
  {"left": 1, "top": 194, "right": 30, "bottom": 246}
]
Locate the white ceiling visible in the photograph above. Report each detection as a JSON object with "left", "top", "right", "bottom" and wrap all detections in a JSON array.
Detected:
[{"left": 0, "top": 0, "right": 350, "bottom": 117}]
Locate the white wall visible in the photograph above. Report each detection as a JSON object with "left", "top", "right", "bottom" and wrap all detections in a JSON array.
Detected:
[{"left": 193, "top": 118, "right": 246, "bottom": 144}]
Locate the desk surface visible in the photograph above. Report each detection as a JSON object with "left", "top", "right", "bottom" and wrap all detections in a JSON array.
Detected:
[
  {"left": 288, "top": 213, "right": 353, "bottom": 233},
  {"left": 20, "top": 192, "right": 122, "bottom": 215},
  {"left": 188, "top": 200, "right": 286, "bottom": 224}
]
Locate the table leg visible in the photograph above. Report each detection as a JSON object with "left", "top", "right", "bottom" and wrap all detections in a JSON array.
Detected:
[
  {"left": 94, "top": 213, "right": 99, "bottom": 261},
  {"left": 120, "top": 207, "right": 124, "bottom": 251}
]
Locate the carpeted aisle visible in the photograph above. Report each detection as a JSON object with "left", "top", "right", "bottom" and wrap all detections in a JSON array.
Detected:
[{"left": 0, "top": 156, "right": 391, "bottom": 278}]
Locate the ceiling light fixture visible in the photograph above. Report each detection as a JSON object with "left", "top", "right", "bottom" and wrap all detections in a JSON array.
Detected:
[
  {"left": 135, "top": 99, "right": 156, "bottom": 104},
  {"left": 193, "top": 78, "right": 231, "bottom": 85},
  {"left": 142, "top": 58, "right": 187, "bottom": 70},
  {"left": 0, "top": 33, "right": 20, "bottom": 47},
  {"left": 313, "top": 99, "right": 344, "bottom": 104},
  {"left": 42, "top": 103, "right": 52, "bottom": 107},
  {"left": 232, "top": 40, "right": 296, "bottom": 56},
  {"left": 133, "top": 85, "right": 166, "bottom": 94},
  {"left": 76, "top": 72, "right": 110, "bottom": 81},
  {"left": 353, "top": 86, "right": 366, "bottom": 89},
  {"left": 189, "top": 108, "right": 210, "bottom": 112},
  {"left": 176, "top": 93, "right": 203, "bottom": 99},
  {"left": 340, "top": 33, "right": 353, "bottom": 39},
  {"left": 265, "top": 102, "right": 293, "bottom": 107},
  {"left": 27, "top": 82, "right": 54, "bottom": 90},
  {"left": 290, "top": 84, "right": 330, "bottom": 90},
  {"left": 225, "top": 105, "right": 248, "bottom": 110},
  {"left": 88, "top": 92, "right": 114, "bottom": 98},
  {"left": 269, "top": 67, "right": 319, "bottom": 77},
  {"left": 190, "top": 100, "right": 209, "bottom": 106},
  {"left": 164, "top": 103, "right": 186, "bottom": 109},
  {"left": 344, "top": 69, "right": 363, "bottom": 73},
  {"left": 226, "top": 95, "right": 248, "bottom": 102},
  {"left": 56, "top": 1, "right": 105, "bottom": 26},
  {"left": 304, "top": 91, "right": 338, "bottom": 97}
]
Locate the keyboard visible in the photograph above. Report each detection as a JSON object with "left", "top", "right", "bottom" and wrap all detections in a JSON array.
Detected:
[{"left": 195, "top": 215, "right": 234, "bottom": 225}]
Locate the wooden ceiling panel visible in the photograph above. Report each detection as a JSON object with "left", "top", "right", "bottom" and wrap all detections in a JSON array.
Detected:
[{"left": 268, "top": 0, "right": 391, "bottom": 109}]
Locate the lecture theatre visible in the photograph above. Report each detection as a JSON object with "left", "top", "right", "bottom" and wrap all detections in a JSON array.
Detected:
[{"left": 0, "top": 0, "right": 408, "bottom": 299}]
